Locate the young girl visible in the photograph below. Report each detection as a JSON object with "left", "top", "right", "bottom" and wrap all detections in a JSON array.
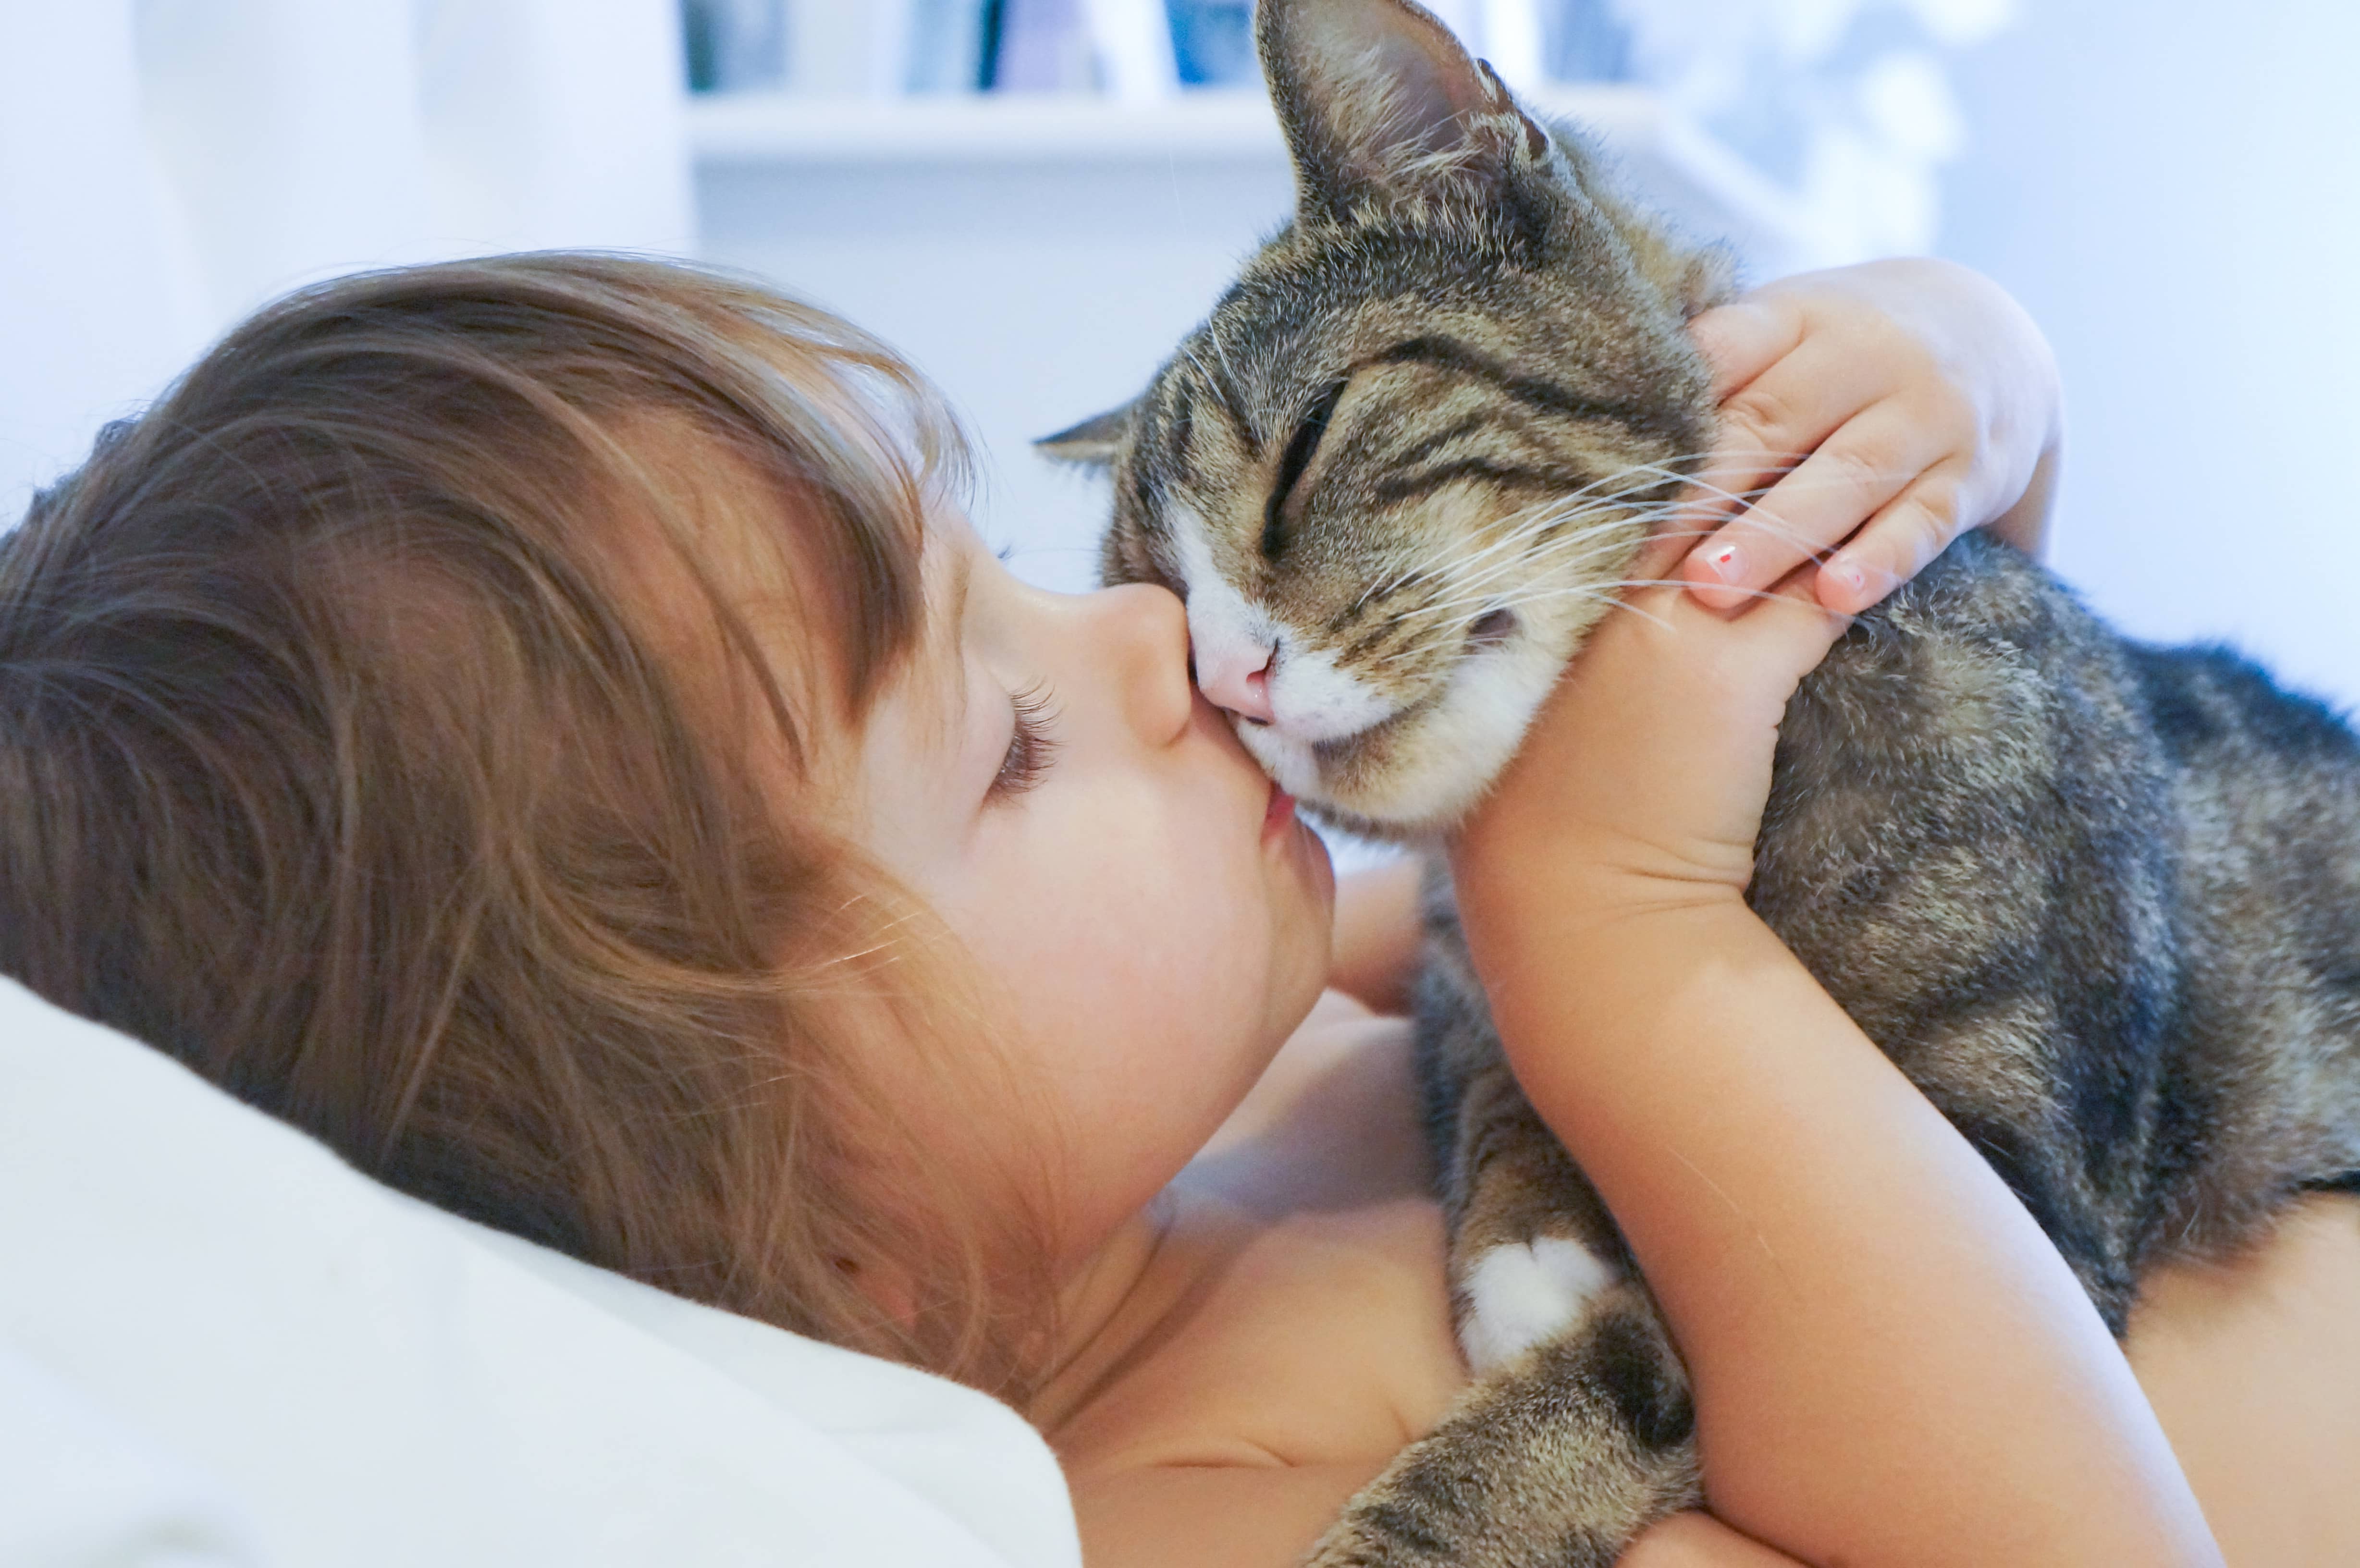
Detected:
[{"left": 0, "top": 254, "right": 2352, "bottom": 1567}]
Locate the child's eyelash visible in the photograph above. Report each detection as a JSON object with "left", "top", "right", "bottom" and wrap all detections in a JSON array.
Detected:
[{"left": 991, "top": 682, "right": 1060, "bottom": 799}]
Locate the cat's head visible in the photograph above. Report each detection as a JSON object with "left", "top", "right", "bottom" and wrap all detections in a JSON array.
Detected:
[{"left": 1043, "top": 0, "right": 1731, "bottom": 838}]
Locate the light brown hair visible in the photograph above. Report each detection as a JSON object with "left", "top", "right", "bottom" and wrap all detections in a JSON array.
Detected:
[{"left": 0, "top": 254, "right": 1050, "bottom": 1395}]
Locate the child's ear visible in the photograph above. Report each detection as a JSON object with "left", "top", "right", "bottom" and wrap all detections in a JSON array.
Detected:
[
  {"left": 1034, "top": 400, "right": 1136, "bottom": 470},
  {"left": 1257, "top": 0, "right": 1546, "bottom": 224}
]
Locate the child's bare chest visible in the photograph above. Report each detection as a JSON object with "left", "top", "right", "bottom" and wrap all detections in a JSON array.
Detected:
[{"left": 1050, "top": 1197, "right": 1469, "bottom": 1479}]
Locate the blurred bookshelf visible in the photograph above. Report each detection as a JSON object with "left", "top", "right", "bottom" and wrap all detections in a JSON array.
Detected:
[
  {"left": 678, "top": 0, "right": 1985, "bottom": 277},
  {"left": 686, "top": 86, "right": 1826, "bottom": 275}
]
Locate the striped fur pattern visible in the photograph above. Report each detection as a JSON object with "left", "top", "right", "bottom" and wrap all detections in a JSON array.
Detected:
[{"left": 1044, "top": 1, "right": 2360, "bottom": 1562}]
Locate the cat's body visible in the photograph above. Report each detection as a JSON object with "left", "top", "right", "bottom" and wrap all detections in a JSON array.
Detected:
[{"left": 1045, "top": 1, "right": 2360, "bottom": 1562}]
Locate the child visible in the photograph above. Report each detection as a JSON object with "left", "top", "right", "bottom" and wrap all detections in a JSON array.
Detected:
[{"left": 0, "top": 254, "right": 2350, "bottom": 1566}]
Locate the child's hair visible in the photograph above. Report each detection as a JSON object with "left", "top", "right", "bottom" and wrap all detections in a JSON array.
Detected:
[{"left": 0, "top": 254, "right": 1052, "bottom": 1395}]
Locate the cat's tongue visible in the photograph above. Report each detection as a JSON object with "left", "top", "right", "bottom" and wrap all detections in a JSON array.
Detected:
[{"left": 1263, "top": 778, "right": 1298, "bottom": 841}]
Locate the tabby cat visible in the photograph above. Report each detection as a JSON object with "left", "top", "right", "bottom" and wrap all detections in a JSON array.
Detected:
[{"left": 1042, "top": 0, "right": 2360, "bottom": 1562}]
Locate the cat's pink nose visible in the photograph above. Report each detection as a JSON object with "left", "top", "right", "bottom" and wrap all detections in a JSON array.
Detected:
[{"left": 1199, "top": 643, "right": 1277, "bottom": 725}]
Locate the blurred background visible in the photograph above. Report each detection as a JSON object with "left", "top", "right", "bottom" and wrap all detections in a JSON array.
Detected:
[{"left": 3, "top": 0, "right": 2354, "bottom": 714}]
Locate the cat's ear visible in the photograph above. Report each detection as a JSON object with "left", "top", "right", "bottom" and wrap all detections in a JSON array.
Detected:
[
  {"left": 1257, "top": 0, "right": 1543, "bottom": 222},
  {"left": 1034, "top": 401, "right": 1136, "bottom": 469}
]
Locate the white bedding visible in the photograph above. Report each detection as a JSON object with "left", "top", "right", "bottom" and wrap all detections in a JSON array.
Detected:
[{"left": 0, "top": 978, "right": 1082, "bottom": 1568}]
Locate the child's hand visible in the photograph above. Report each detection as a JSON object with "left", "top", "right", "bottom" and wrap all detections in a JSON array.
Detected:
[
  {"left": 1451, "top": 574, "right": 1846, "bottom": 930},
  {"left": 1673, "top": 258, "right": 2062, "bottom": 617}
]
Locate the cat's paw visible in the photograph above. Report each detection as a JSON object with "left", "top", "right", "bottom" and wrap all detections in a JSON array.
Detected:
[{"left": 1458, "top": 1237, "right": 1619, "bottom": 1375}]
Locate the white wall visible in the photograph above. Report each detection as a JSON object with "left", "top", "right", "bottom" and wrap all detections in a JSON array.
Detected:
[
  {"left": 1940, "top": 0, "right": 2360, "bottom": 707},
  {"left": 0, "top": 0, "right": 692, "bottom": 523},
  {"left": 0, "top": 4, "right": 210, "bottom": 525}
]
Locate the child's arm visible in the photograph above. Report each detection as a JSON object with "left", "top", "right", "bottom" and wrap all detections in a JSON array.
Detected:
[
  {"left": 1082, "top": 1470, "right": 1822, "bottom": 1568},
  {"left": 1675, "top": 258, "right": 2063, "bottom": 614},
  {"left": 1449, "top": 577, "right": 2219, "bottom": 1566},
  {"left": 1328, "top": 859, "right": 1425, "bottom": 1015}
]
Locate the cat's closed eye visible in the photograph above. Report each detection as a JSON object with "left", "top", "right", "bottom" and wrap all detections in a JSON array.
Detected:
[{"left": 1264, "top": 379, "right": 1348, "bottom": 560}]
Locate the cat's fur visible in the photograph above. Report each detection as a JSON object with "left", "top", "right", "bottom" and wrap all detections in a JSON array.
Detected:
[{"left": 1043, "top": 0, "right": 2360, "bottom": 1562}]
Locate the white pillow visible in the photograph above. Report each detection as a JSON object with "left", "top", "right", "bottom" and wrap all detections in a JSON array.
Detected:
[{"left": 0, "top": 978, "right": 1081, "bottom": 1568}]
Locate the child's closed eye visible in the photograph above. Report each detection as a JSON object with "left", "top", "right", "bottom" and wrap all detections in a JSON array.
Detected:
[{"left": 991, "top": 683, "right": 1060, "bottom": 799}]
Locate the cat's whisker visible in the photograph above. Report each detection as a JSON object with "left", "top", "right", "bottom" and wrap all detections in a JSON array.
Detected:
[
  {"left": 1439, "top": 513, "right": 1646, "bottom": 594},
  {"left": 1349, "top": 457, "right": 1910, "bottom": 632},
  {"left": 1371, "top": 501, "right": 1644, "bottom": 607},
  {"left": 1411, "top": 581, "right": 1680, "bottom": 652},
  {"left": 1415, "top": 539, "right": 1639, "bottom": 621},
  {"left": 1435, "top": 515, "right": 1702, "bottom": 597},
  {"left": 1367, "top": 564, "right": 1856, "bottom": 675},
  {"left": 1624, "top": 452, "right": 1816, "bottom": 487},
  {"left": 1589, "top": 595, "right": 1681, "bottom": 632},
  {"left": 1451, "top": 486, "right": 1646, "bottom": 556},
  {"left": 1420, "top": 514, "right": 1710, "bottom": 612},
  {"left": 1178, "top": 346, "right": 1219, "bottom": 405},
  {"left": 1468, "top": 470, "right": 1697, "bottom": 543},
  {"left": 1623, "top": 465, "right": 1803, "bottom": 519},
  {"left": 1414, "top": 533, "right": 1656, "bottom": 621},
  {"left": 1205, "top": 321, "right": 1252, "bottom": 415},
  {"left": 1361, "top": 529, "right": 1859, "bottom": 676},
  {"left": 1493, "top": 578, "right": 1800, "bottom": 614},
  {"left": 1620, "top": 460, "right": 1855, "bottom": 508},
  {"left": 1454, "top": 486, "right": 1688, "bottom": 567},
  {"left": 1615, "top": 460, "right": 1952, "bottom": 562},
  {"left": 1466, "top": 460, "right": 1735, "bottom": 532}
]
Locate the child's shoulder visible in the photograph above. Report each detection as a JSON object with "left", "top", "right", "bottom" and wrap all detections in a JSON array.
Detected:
[
  {"left": 1049, "top": 992, "right": 1469, "bottom": 1479},
  {"left": 1050, "top": 1188, "right": 1463, "bottom": 1479},
  {"left": 1181, "top": 989, "right": 1438, "bottom": 1215},
  {"left": 1045, "top": 1191, "right": 1465, "bottom": 1568}
]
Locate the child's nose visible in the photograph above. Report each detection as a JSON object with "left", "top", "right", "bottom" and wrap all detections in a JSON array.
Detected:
[
  {"left": 1095, "top": 582, "right": 1194, "bottom": 743},
  {"left": 1196, "top": 641, "right": 1276, "bottom": 726}
]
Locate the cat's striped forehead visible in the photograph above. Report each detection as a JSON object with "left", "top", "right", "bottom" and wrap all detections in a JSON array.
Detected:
[
  {"left": 1114, "top": 239, "right": 1713, "bottom": 623},
  {"left": 1094, "top": 188, "right": 1723, "bottom": 834}
]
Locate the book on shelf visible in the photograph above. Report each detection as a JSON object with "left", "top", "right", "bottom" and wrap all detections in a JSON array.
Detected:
[
  {"left": 683, "top": 0, "right": 1631, "bottom": 100},
  {"left": 959, "top": 0, "right": 1184, "bottom": 98}
]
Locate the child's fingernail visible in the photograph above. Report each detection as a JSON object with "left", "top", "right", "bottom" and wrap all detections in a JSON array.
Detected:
[
  {"left": 1704, "top": 542, "right": 1745, "bottom": 581},
  {"left": 1826, "top": 556, "right": 1867, "bottom": 597}
]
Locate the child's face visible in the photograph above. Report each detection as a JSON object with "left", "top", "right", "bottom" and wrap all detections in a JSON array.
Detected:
[{"left": 856, "top": 515, "right": 1336, "bottom": 1263}]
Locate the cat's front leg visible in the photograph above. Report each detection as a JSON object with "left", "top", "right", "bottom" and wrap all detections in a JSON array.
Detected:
[
  {"left": 1442, "top": 1060, "right": 1632, "bottom": 1375},
  {"left": 1415, "top": 916, "right": 1641, "bottom": 1376},
  {"left": 1318, "top": 998, "right": 1699, "bottom": 1565},
  {"left": 1303, "top": 1280, "right": 1702, "bottom": 1568}
]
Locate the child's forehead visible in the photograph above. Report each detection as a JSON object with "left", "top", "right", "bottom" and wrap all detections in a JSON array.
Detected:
[
  {"left": 844, "top": 520, "right": 996, "bottom": 862},
  {"left": 874, "top": 511, "right": 983, "bottom": 744}
]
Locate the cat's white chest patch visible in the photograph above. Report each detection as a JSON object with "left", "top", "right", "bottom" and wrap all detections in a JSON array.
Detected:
[{"left": 1458, "top": 1237, "right": 1621, "bottom": 1375}]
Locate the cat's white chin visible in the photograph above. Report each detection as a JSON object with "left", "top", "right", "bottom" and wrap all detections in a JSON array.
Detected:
[
  {"left": 1236, "top": 722, "right": 1327, "bottom": 806},
  {"left": 1239, "top": 643, "right": 1560, "bottom": 836}
]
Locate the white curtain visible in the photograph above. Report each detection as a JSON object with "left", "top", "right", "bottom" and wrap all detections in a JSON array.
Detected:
[{"left": 0, "top": 0, "right": 694, "bottom": 520}]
